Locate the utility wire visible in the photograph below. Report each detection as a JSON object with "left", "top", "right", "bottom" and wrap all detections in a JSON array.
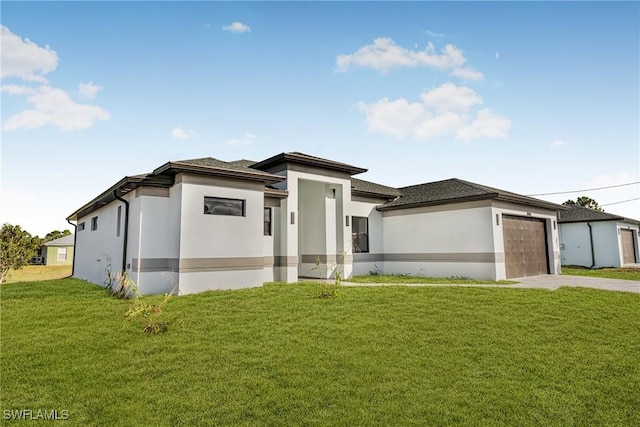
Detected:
[
  {"left": 600, "top": 198, "right": 640, "bottom": 207},
  {"left": 527, "top": 181, "right": 640, "bottom": 196}
]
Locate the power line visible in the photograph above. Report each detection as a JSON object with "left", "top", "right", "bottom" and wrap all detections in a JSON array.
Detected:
[
  {"left": 601, "top": 198, "right": 640, "bottom": 207},
  {"left": 527, "top": 181, "right": 640, "bottom": 196}
]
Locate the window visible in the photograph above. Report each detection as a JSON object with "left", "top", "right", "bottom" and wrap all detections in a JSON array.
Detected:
[
  {"left": 352, "top": 216, "right": 369, "bottom": 253},
  {"left": 78, "top": 222, "right": 85, "bottom": 231},
  {"left": 57, "top": 247, "right": 67, "bottom": 261},
  {"left": 117, "top": 206, "right": 122, "bottom": 237},
  {"left": 264, "top": 208, "right": 272, "bottom": 236},
  {"left": 204, "top": 197, "right": 245, "bottom": 216},
  {"left": 91, "top": 216, "right": 98, "bottom": 231}
]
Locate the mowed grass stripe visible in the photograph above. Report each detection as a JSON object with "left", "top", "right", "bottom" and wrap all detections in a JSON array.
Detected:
[{"left": 1, "top": 279, "right": 639, "bottom": 426}]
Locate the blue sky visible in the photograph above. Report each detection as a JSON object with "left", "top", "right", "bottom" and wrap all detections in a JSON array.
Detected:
[{"left": 2, "top": 1, "right": 638, "bottom": 236}]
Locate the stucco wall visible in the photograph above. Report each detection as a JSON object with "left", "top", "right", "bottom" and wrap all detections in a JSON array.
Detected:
[
  {"left": 176, "top": 177, "right": 266, "bottom": 294},
  {"left": 382, "top": 201, "right": 497, "bottom": 279},
  {"left": 128, "top": 187, "right": 180, "bottom": 295},
  {"left": 560, "top": 220, "right": 640, "bottom": 268},
  {"left": 74, "top": 197, "right": 128, "bottom": 286},
  {"left": 350, "top": 199, "right": 385, "bottom": 276}
]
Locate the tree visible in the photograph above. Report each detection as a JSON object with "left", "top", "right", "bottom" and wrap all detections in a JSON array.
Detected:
[
  {"left": 0, "top": 224, "right": 40, "bottom": 284},
  {"left": 44, "top": 229, "right": 72, "bottom": 242},
  {"left": 562, "top": 196, "right": 604, "bottom": 211}
]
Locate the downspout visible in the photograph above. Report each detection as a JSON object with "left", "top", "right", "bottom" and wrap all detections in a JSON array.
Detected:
[
  {"left": 113, "top": 190, "right": 130, "bottom": 273},
  {"left": 587, "top": 222, "right": 595, "bottom": 268},
  {"left": 66, "top": 219, "right": 77, "bottom": 277}
]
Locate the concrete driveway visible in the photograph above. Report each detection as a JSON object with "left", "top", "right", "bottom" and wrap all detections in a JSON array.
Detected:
[
  {"left": 511, "top": 274, "right": 640, "bottom": 293},
  {"left": 344, "top": 275, "right": 640, "bottom": 294}
]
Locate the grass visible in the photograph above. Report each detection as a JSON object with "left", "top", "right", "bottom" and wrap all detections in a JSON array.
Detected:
[
  {"left": 4, "top": 265, "right": 72, "bottom": 284},
  {"left": 348, "top": 274, "right": 516, "bottom": 285},
  {"left": 562, "top": 266, "right": 640, "bottom": 281},
  {"left": 2, "top": 279, "right": 639, "bottom": 426}
]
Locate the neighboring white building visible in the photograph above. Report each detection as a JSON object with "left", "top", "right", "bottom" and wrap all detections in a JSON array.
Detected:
[
  {"left": 558, "top": 206, "right": 639, "bottom": 268},
  {"left": 67, "top": 152, "right": 566, "bottom": 295}
]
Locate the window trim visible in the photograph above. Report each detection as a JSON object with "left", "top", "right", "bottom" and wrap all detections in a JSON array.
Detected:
[
  {"left": 91, "top": 216, "right": 98, "bottom": 231},
  {"left": 57, "top": 247, "right": 67, "bottom": 261},
  {"left": 351, "top": 216, "right": 369, "bottom": 253},
  {"left": 204, "top": 196, "right": 246, "bottom": 217},
  {"left": 78, "top": 222, "right": 85, "bottom": 231}
]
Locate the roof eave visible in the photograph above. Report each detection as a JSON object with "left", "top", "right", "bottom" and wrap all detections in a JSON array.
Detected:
[
  {"left": 154, "top": 162, "right": 285, "bottom": 184},
  {"left": 377, "top": 193, "right": 496, "bottom": 211},
  {"left": 66, "top": 175, "right": 173, "bottom": 221},
  {"left": 351, "top": 189, "right": 399, "bottom": 200},
  {"left": 252, "top": 152, "right": 368, "bottom": 176}
]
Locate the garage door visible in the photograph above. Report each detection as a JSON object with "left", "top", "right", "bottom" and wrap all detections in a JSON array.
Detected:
[
  {"left": 621, "top": 229, "right": 637, "bottom": 264},
  {"left": 503, "top": 215, "right": 549, "bottom": 279}
]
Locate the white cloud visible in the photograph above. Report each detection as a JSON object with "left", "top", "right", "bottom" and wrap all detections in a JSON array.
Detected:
[
  {"left": 336, "top": 38, "right": 473, "bottom": 75},
  {"left": 1, "top": 26, "right": 109, "bottom": 132},
  {"left": 223, "top": 22, "right": 251, "bottom": 33},
  {"left": 420, "top": 82, "right": 483, "bottom": 113},
  {"left": 2, "top": 84, "right": 110, "bottom": 132},
  {"left": 171, "top": 126, "right": 198, "bottom": 140},
  {"left": 550, "top": 139, "right": 566, "bottom": 150},
  {"left": 357, "top": 82, "right": 510, "bottom": 142},
  {"left": 1, "top": 25, "right": 59, "bottom": 82},
  {"left": 227, "top": 132, "right": 256, "bottom": 146},
  {"left": 357, "top": 98, "right": 429, "bottom": 139},
  {"left": 450, "top": 66, "right": 484, "bottom": 81},
  {"left": 456, "top": 108, "right": 511, "bottom": 141},
  {"left": 425, "top": 30, "right": 445, "bottom": 38},
  {"left": 78, "top": 81, "right": 102, "bottom": 99}
]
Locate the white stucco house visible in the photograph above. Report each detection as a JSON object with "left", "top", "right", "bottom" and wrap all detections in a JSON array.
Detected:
[
  {"left": 558, "top": 206, "right": 639, "bottom": 268},
  {"left": 67, "top": 152, "right": 566, "bottom": 295}
]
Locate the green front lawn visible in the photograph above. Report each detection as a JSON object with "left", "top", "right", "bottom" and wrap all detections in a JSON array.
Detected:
[
  {"left": 349, "top": 274, "right": 516, "bottom": 285},
  {"left": 562, "top": 266, "right": 640, "bottom": 281},
  {"left": 2, "top": 279, "right": 639, "bottom": 425}
]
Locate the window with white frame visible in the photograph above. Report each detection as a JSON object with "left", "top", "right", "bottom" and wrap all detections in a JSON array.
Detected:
[{"left": 57, "top": 247, "right": 67, "bottom": 261}]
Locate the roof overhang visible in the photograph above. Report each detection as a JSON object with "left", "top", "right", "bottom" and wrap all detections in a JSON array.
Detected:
[
  {"left": 377, "top": 193, "right": 569, "bottom": 212},
  {"left": 66, "top": 174, "right": 173, "bottom": 221},
  {"left": 153, "top": 162, "right": 285, "bottom": 185},
  {"left": 251, "top": 152, "right": 367, "bottom": 176}
]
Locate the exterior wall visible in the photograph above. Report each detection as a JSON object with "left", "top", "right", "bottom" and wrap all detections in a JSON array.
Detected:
[
  {"left": 74, "top": 198, "right": 128, "bottom": 286},
  {"left": 43, "top": 245, "right": 74, "bottom": 266},
  {"left": 558, "top": 222, "right": 593, "bottom": 267},
  {"left": 350, "top": 199, "right": 385, "bottom": 276},
  {"left": 560, "top": 220, "right": 640, "bottom": 268},
  {"left": 379, "top": 200, "right": 561, "bottom": 280},
  {"left": 382, "top": 201, "right": 498, "bottom": 279},
  {"left": 128, "top": 186, "right": 180, "bottom": 295},
  {"left": 491, "top": 201, "right": 561, "bottom": 279},
  {"left": 176, "top": 175, "right": 266, "bottom": 295}
]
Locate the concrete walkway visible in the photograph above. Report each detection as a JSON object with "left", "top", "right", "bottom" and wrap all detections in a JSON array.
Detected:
[{"left": 343, "top": 275, "right": 640, "bottom": 294}]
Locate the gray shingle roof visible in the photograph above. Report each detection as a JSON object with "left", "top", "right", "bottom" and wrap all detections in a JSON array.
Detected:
[
  {"left": 42, "top": 235, "right": 74, "bottom": 246},
  {"left": 558, "top": 206, "right": 635, "bottom": 223},
  {"left": 351, "top": 178, "right": 401, "bottom": 198},
  {"left": 378, "top": 178, "right": 565, "bottom": 211}
]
